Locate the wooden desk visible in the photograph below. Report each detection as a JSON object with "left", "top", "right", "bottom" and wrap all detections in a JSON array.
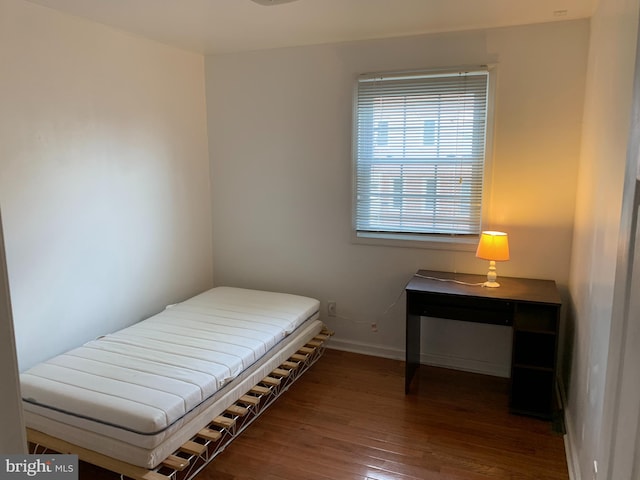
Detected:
[{"left": 405, "top": 269, "right": 562, "bottom": 419}]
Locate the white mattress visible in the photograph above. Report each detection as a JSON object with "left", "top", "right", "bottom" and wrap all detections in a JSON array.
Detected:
[{"left": 20, "top": 286, "right": 321, "bottom": 468}]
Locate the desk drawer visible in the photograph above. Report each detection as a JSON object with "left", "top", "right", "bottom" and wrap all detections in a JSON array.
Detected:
[{"left": 407, "top": 291, "right": 514, "bottom": 326}]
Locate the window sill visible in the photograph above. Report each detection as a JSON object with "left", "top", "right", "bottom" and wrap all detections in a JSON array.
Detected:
[{"left": 352, "top": 231, "right": 479, "bottom": 251}]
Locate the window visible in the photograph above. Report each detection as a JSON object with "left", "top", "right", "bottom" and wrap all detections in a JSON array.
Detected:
[
  {"left": 374, "top": 120, "right": 389, "bottom": 146},
  {"left": 353, "top": 67, "right": 492, "bottom": 246},
  {"left": 423, "top": 119, "right": 437, "bottom": 146}
]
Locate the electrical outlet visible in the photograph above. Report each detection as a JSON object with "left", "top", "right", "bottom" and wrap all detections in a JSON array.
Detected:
[
  {"left": 327, "top": 301, "right": 337, "bottom": 317},
  {"left": 371, "top": 322, "right": 378, "bottom": 332}
]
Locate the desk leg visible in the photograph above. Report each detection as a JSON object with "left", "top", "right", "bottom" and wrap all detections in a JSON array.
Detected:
[{"left": 405, "top": 312, "right": 421, "bottom": 393}]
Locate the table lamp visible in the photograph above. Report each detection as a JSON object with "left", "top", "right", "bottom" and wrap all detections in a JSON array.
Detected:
[{"left": 475, "top": 231, "right": 510, "bottom": 287}]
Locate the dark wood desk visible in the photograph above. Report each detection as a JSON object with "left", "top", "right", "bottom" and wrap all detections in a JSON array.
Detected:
[{"left": 405, "top": 269, "right": 562, "bottom": 419}]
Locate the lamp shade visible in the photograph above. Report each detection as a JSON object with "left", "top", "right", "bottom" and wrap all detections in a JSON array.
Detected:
[{"left": 475, "top": 231, "right": 510, "bottom": 261}]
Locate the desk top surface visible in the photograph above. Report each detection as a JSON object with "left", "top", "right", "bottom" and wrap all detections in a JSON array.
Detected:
[{"left": 406, "top": 270, "right": 562, "bottom": 305}]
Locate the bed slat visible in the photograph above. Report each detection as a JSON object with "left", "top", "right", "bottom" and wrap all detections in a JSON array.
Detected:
[
  {"left": 179, "top": 441, "right": 206, "bottom": 456},
  {"left": 197, "top": 428, "right": 222, "bottom": 442},
  {"left": 225, "top": 405, "right": 248, "bottom": 417},
  {"left": 238, "top": 394, "right": 261, "bottom": 406},
  {"left": 281, "top": 360, "right": 300, "bottom": 369},
  {"left": 212, "top": 415, "right": 236, "bottom": 430},
  {"left": 250, "top": 385, "right": 271, "bottom": 395},
  {"left": 161, "top": 455, "right": 189, "bottom": 472},
  {"left": 261, "top": 376, "right": 281, "bottom": 387}
]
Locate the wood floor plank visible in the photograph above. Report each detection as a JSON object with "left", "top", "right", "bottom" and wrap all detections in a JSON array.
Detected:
[
  {"left": 203, "top": 350, "right": 568, "bottom": 480},
  {"left": 76, "top": 349, "right": 569, "bottom": 479}
]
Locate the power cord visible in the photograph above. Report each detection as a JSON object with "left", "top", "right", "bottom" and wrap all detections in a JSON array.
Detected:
[
  {"left": 329, "top": 272, "right": 485, "bottom": 329},
  {"left": 413, "top": 273, "right": 485, "bottom": 287}
]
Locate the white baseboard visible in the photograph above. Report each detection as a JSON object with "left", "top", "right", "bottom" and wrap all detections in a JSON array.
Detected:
[
  {"left": 327, "top": 339, "right": 509, "bottom": 377},
  {"left": 327, "top": 338, "right": 404, "bottom": 361},
  {"left": 558, "top": 380, "right": 580, "bottom": 480},
  {"left": 564, "top": 429, "right": 579, "bottom": 480},
  {"left": 418, "top": 351, "right": 509, "bottom": 377}
]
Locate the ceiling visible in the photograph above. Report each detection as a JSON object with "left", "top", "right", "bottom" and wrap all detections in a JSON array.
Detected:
[{"left": 25, "top": 0, "right": 597, "bottom": 55}]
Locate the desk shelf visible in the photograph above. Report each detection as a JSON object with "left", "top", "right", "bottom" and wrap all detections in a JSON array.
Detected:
[
  {"left": 510, "top": 302, "right": 560, "bottom": 418},
  {"left": 514, "top": 302, "right": 558, "bottom": 333},
  {"left": 510, "top": 367, "right": 555, "bottom": 416},
  {"left": 513, "top": 331, "right": 556, "bottom": 369}
]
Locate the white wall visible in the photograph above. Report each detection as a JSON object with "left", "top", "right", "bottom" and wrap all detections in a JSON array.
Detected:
[
  {"left": 0, "top": 0, "right": 213, "bottom": 370},
  {"left": 566, "top": 0, "right": 640, "bottom": 478},
  {"left": 206, "top": 20, "right": 589, "bottom": 376}
]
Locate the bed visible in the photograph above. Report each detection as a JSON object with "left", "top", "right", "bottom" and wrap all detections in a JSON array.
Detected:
[{"left": 20, "top": 286, "right": 331, "bottom": 480}]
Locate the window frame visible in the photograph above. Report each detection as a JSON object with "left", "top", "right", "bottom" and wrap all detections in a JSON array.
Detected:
[{"left": 351, "top": 65, "right": 497, "bottom": 251}]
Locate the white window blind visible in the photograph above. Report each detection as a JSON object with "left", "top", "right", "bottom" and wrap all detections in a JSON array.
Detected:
[{"left": 354, "top": 68, "right": 490, "bottom": 238}]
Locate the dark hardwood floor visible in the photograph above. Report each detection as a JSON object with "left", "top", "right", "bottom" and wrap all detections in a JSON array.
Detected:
[{"left": 80, "top": 349, "right": 569, "bottom": 480}]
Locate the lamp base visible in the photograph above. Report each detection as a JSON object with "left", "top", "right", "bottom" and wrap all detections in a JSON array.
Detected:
[{"left": 484, "top": 260, "right": 501, "bottom": 288}]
